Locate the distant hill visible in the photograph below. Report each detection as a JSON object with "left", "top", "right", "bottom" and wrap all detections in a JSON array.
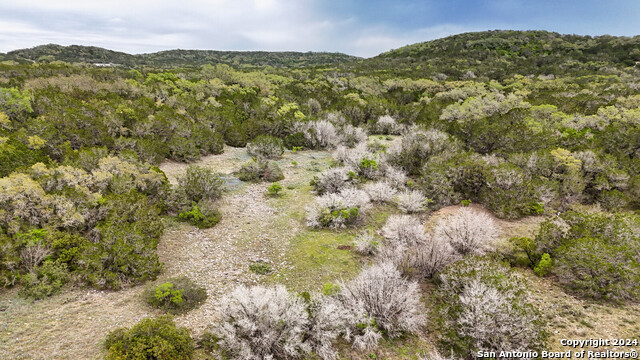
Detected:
[
  {"left": 362, "top": 30, "right": 640, "bottom": 78},
  {"left": 3, "top": 31, "right": 640, "bottom": 76},
  {"left": 1, "top": 44, "right": 360, "bottom": 68}
]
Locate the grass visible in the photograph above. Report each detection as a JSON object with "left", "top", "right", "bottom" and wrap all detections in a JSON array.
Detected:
[
  {"left": 249, "top": 262, "right": 272, "bottom": 275},
  {"left": 525, "top": 269, "right": 640, "bottom": 352},
  {"left": 269, "top": 228, "right": 360, "bottom": 293}
]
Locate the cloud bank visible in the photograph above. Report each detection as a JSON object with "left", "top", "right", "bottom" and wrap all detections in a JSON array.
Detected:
[{"left": 0, "top": 0, "right": 638, "bottom": 57}]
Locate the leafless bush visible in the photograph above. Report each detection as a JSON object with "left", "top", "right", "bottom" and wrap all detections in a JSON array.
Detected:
[
  {"left": 307, "top": 295, "right": 353, "bottom": 360},
  {"left": 313, "top": 167, "right": 352, "bottom": 195},
  {"left": 354, "top": 231, "right": 380, "bottom": 255},
  {"left": 437, "top": 256, "right": 546, "bottom": 358},
  {"left": 419, "top": 350, "right": 455, "bottom": 360},
  {"left": 381, "top": 215, "right": 426, "bottom": 247},
  {"left": 336, "top": 187, "right": 371, "bottom": 210},
  {"left": 376, "top": 244, "right": 413, "bottom": 275},
  {"left": 337, "top": 262, "right": 426, "bottom": 349},
  {"left": 433, "top": 207, "right": 498, "bottom": 256},
  {"left": 334, "top": 143, "right": 377, "bottom": 170},
  {"left": 381, "top": 165, "right": 407, "bottom": 189},
  {"left": 324, "top": 112, "right": 346, "bottom": 126},
  {"left": 372, "top": 115, "right": 404, "bottom": 135},
  {"left": 411, "top": 235, "right": 456, "bottom": 278},
  {"left": 396, "top": 189, "right": 429, "bottom": 213},
  {"left": 364, "top": 181, "right": 397, "bottom": 203},
  {"left": 20, "top": 244, "right": 52, "bottom": 271},
  {"left": 297, "top": 120, "right": 340, "bottom": 149},
  {"left": 386, "top": 129, "right": 455, "bottom": 174},
  {"left": 306, "top": 188, "right": 370, "bottom": 228},
  {"left": 339, "top": 124, "right": 368, "bottom": 147},
  {"left": 458, "top": 280, "right": 543, "bottom": 358},
  {"left": 377, "top": 230, "right": 455, "bottom": 279},
  {"left": 213, "top": 285, "right": 311, "bottom": 360}
]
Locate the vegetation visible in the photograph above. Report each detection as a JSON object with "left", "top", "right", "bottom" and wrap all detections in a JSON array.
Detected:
[
  {"left": 3, "top": 44, "right": 359, "bottom": 68},
  {"left": 143, "top": 277, "right": 208, "bottom": 314},
  {"left": 236, "top": 160, "right": 284, "bottom": 182},
  {"left": 104, "top": 315, "right": 194, "bottom": 360},
  {"left": 532, "top": 211, "right": 640, "bottom": 301},
  {"left": 436, "top": 256, "right": 547, "bottom": 358},
  {"left": 2, "top": 29, "right": 640, "bottom": 359}
]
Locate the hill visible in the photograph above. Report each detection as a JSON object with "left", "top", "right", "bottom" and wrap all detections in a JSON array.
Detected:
[
  {"left": 362, "top": 30, "right": 640, "bottom": 79},
  {"left": 1, "top": 44, "right": 359, "bottom": 68}
]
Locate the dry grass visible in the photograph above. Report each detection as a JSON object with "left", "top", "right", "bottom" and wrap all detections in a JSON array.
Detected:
[{"left": 526, "top": 272, "right": 640, "bottom": 352}]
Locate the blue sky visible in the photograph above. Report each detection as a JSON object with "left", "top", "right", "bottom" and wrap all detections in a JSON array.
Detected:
[{"left": 1, "top": 0, "right": 639, "bottom": 57}]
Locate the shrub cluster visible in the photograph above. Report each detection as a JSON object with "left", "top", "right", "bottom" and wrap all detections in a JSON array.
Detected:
[
  {"left": 210, "top": 264, "right": 425, "bottom": 359},
  {"left": 527, "top": 210, "right": 640, "bottom": 301},
  {"left": 143, "top": 276, "right": 208, "bottom": 314},
  {"left": 178, "top": 203, "right": 222, "bottom": 229},
  {"left": 236, "top": 160, "right": 284, "bottom": 182},
  {"left": 104, "top": 315, "right": 194, "bottom": 360},
  {"left": 306, "top": 188, "right": 370, "bottom": 228},
  {"left": 436, "top": 256, "right": 547, "bottom": 358},
  {"left": 247, "top": 135, "right": 285, "bottom": 159}
]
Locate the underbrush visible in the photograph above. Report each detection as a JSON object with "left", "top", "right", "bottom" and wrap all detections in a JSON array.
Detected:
[{"left": 142, "top": 276, "right": 207, "bottom": 314}]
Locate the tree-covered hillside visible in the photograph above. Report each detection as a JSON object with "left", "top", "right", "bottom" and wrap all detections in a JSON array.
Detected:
[
  {"left": 0, "top": 44, "right": 360, "bottom": 68},
  {"left": 362, "top": 30, "right": 640, "bottom": 78}
]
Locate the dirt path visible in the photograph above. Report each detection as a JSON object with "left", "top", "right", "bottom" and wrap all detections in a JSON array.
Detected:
[{"left": 157, "top": 146, "right": 334, "bottom": 333}]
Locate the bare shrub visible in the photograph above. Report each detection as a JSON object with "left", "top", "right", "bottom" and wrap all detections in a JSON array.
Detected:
[
  {"left": 213, "top": 285, "right": 311, "bottom": 359},
  {"left": 419, "top": 350, "right": 455, "bottom": 360},
  {"left": 411, "top": 235, "right": 456, "bottom": 278},
  {"left": 433, "top": 207, "right": 498, "bottom": 256},
  {"left": 307, "top": 295, "right": 353, "bottom": 360},
  {"left": 386, "top": 129, "right": 455, "bottom": 175},
  {"left": 334, "top": 143, "right": 380, "bottom": 179},
  {"left": 337, "top": 262, "right": 426, "bottom": 349},
  {"left": 312, "top": 167, "right": 352, "bottom": 195},
  {"left": 437, "top": 257, "right": 546, "bottom": 358},
  {"left": 20, "top": 244, "right": 52, "bottom": 271},
  {"left": 246, "top": 135, "right": 284, "bottom": 160},
  {"left": 381, "top": 215, "right": 426, "bottom": 247},
  {"left": 372, "top": 115, "right": 404, "bottom": 135},
  {"left": 364, "top": 181, "right": 397, "bottom": 203},
  {"left": 376, "top": 244, "right": 414, "bottom": 275},
  {"left": 335, "top": 187, "right": 371, "bottom": 210},
  {"left": 353, "top": 231, "right": 380, "bottom": 255},
  {"left": 382, "top": 165, "right": 407, "bottom": 189},
  {"left": 339, "top": 124, "right": 368, "bottom": 147},
  {"left": 396, "top": 189, "right": 430, "bottom": 213},
  {"left": 324, "top": 112, "right": 346, "bottom": 126},
  {"left": 306, "top": 188, "right": 370, "bottom": 228},
  {"left": 295, "top": 120, "right": 340, "bottom": 149}
]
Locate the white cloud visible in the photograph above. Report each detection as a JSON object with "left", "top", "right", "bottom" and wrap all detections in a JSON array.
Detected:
[
  {"left": 0, "top": 1, "right": 476, "bottom": 57},
  {"left": 351, "top": 24, "right": 479, "bottom": 57}
]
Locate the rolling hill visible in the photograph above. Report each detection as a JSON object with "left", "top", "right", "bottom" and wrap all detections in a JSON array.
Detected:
[
  {"left": 2, "top": 30, "right": 640, "bottom": 78},
  {"left": 0, "top": 44, "right": 359, "bottom": 68},
  {"left": 362, "top": 30, "right": 640, "bottom": 78}
]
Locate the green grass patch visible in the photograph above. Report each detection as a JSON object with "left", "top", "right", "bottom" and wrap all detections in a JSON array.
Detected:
[
  {"left": 249, "top": 262, "right": 272, "bottom": 275},
  {"left": 270, "top": 229, "right": 360, "bottom": 292}
]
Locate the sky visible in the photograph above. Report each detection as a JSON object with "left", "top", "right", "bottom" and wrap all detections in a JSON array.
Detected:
[{"left": 1, "top": 0, "right": 639, "bottom": 57}]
